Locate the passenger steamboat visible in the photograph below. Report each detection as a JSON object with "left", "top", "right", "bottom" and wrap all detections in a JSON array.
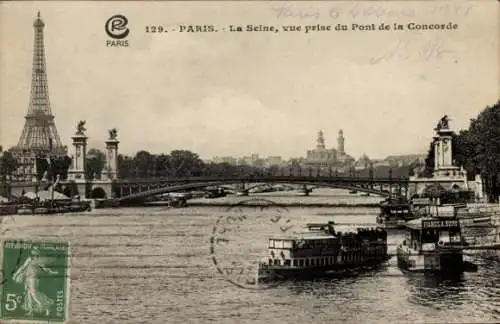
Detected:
[
  {"left": 257, "top": 221, "right": 390, "bottom": 282},
  {"left": 396, "top": 214, "right": 478, "bottom": 273}
]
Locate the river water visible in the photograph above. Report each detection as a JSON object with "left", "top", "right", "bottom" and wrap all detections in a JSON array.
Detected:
[{"left": 2, "top": 190, "right": 500, "bottom": 323}]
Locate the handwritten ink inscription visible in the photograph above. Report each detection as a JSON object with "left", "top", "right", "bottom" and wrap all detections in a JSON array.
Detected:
[
  {"left": 369, "top": 37, "right": 457, "bottom": 64},
  {"left": 271, "top": 3, "right": 472, "bottom": 20}
]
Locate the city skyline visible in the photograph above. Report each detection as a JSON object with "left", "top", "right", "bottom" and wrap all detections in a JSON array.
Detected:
[{"left": 0, "top": 3, "right": 498, "bottom": 160}]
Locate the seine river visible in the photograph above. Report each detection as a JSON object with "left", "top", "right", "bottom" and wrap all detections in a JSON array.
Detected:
[{"left": 2, "top": 190, "right": 500, "bottom": 323}]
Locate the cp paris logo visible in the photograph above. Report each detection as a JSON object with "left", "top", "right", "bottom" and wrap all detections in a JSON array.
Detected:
[
  {"left": 105, "top": 14, "right": 129, "bottom": 47},
  {"left": 105, "top": 14, "right": 129, "bottom": 39}
]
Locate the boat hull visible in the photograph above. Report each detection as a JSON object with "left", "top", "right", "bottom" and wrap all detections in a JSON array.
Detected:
[
  {"left": 396, "top": 245, "right": 477, "bottom": 273},
  {"left": 17, "top": 208, "right": 34, "bottom": 215},
  {"left": 258, "top": 255, "right": 391, "bottom": 283},
  {"left": 0, "top": 204, "right": 17, "bottom": 215},
  {"left": 16, "top": 201, "right": 91, "bottom": 215},
  {"left": 94, "top": 199, "right": 120, "bottom": 209}
]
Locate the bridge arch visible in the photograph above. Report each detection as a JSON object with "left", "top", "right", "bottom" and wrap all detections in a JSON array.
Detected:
[
  {"left": 117, "top": 178, "right": 403, "bottom": 202},
  {"left": 220, "top": 183, "right": 297, "bottom": 192},
  {"left": 61, "top": 181, "right": 79, "bottom": 198},
  {"left": 90, "top": 187, "right": 107, "bottom": 199}
]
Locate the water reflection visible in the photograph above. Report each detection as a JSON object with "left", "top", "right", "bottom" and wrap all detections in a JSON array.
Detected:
[
  {"left": 284, "top": 276, "right": 362, "bottom": 298},
  {"left": 406, "top": 273, "right": 467, "bottom": 308},
  {"left": 284, "top": 264, "right": 391, "bottom": 296}
]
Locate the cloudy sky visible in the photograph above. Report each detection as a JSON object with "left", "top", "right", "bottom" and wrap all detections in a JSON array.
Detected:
[{"left": 0, "top": 1, "right": 498, "bottom": 160}]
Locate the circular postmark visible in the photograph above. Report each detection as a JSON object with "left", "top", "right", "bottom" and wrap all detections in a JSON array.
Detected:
[{"left": 210, "top": 198, "right": 299, "bottom": 289}]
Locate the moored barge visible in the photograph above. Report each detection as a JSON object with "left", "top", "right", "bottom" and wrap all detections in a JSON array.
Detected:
[
  {"left": 16, "top": 199, "right": 91, "bottom": 215},
  {"left": 257, "top": 221, "right": 390, "bottom": 282},
  {"left": 396, "top": 215, "right": 477, "bottom": 273}
]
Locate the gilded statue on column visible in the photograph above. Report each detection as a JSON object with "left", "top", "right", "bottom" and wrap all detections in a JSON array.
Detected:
[
  {"left": 436, "top": 115, "right": 449, "bottom": 130},
  {"left": 108, "top": 128, "right": 118, "bottom": 140},
  {"left": 76, "top": 120, "right": 86, "bottom": 135}
]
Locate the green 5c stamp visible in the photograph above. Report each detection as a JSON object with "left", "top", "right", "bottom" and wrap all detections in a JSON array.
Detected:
[{"left": 0, "top": 239, "right": 70, "bottom": 323}]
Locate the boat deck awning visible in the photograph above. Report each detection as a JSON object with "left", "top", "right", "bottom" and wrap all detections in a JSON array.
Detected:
[{"left": 270, "top": 232, "right": 335, "bottom": 240}]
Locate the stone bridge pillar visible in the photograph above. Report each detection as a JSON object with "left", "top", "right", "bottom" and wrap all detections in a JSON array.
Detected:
[
  {"left": 67, "top": 125, "right": 87, "bottom": 196},
  {"left": 90, "top": 130, "right": 119, "bottom": 199},
  {"left": 104, "top": 132, "right": 119, "bottom": 180}
]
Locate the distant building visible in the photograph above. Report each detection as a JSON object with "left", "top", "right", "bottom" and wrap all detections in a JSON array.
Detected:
[
  {"left": 371, "top": 159, "right": 391, "bottom": 168},
  {"left": 212, "top": 156, "right": 237, "bottom": 164},
  {"left": 355, "top": 153, "right": 426, "bottom": 171},
  {"left": 383, "top": 154, "right": 426, "bottom": 167},
  {"left": 264, "top": 156, "right": 283, "bottom": 167},
  {"left": 210, "top": 154, "right": 284, "bottom": 168},
  {"left": 354, "top": 154, "right": 372, "bottom": 170},
  {"left": 305, "top": 130, "right": 354, "bottom": 168},
  {"left": 237, "top": 154, "right": 261, "bottom": 166}
]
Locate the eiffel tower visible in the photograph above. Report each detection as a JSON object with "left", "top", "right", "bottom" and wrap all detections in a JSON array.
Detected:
[{"left": 11, "top": 12, "right": 67, "bottom": 181}]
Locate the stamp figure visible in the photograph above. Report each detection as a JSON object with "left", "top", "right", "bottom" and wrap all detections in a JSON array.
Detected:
[{"left": 0, "top": 240, "right": 70, "bottom": 323}]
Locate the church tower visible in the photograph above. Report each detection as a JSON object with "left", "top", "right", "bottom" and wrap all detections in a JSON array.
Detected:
[
  {"left": 316, "top": 130, "right": 326, "bottom": 149},
  {"left": 337, "top": 130, "right": 345, "bottom": 155}
]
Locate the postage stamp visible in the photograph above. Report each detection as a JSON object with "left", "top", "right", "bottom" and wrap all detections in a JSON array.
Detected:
[
  {"left": 0, "top": 239, "right": 70, "bottom": 323},
  {"left": 210, "top": 198, "right": 298, "bottom": 290}
]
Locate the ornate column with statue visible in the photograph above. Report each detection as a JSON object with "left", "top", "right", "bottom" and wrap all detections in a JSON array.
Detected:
[
  {"left": 67, "top": 121, "right": 88, "bottom": 181},
  {"left": 104, "top": 128, "right": 119, "bottom": 180},
  {"left": 409, "top": 115, "right": 476, "bottom": 198},
  {"left": 433, "top": 115, "right": 460, "bottom": 177}
]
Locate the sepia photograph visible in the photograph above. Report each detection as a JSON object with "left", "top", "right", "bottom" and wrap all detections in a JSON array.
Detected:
[{"left": 0, "top": 1, "right": 499, "bottom": 323}]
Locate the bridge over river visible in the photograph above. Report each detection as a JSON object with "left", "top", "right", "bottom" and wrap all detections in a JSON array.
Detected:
[{"left": 104, "top": 174, "right": 410, "bottom": 203}]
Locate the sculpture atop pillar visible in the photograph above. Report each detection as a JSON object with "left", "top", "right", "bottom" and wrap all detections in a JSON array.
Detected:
[
  {"left": 76, "top": 120, "right": 87, "bottom": 135},
  {"left": 435, "top": 115, "right": 450, "bottom": 130},
  {"left": 104, "top": 128, "right": 119, "bottom": 180},
  {"left": 108, "top": 128, "right": 118, "bottom": 140},
  {"left": 67, "top": 120, "right": 88, "bottom": 181}
]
